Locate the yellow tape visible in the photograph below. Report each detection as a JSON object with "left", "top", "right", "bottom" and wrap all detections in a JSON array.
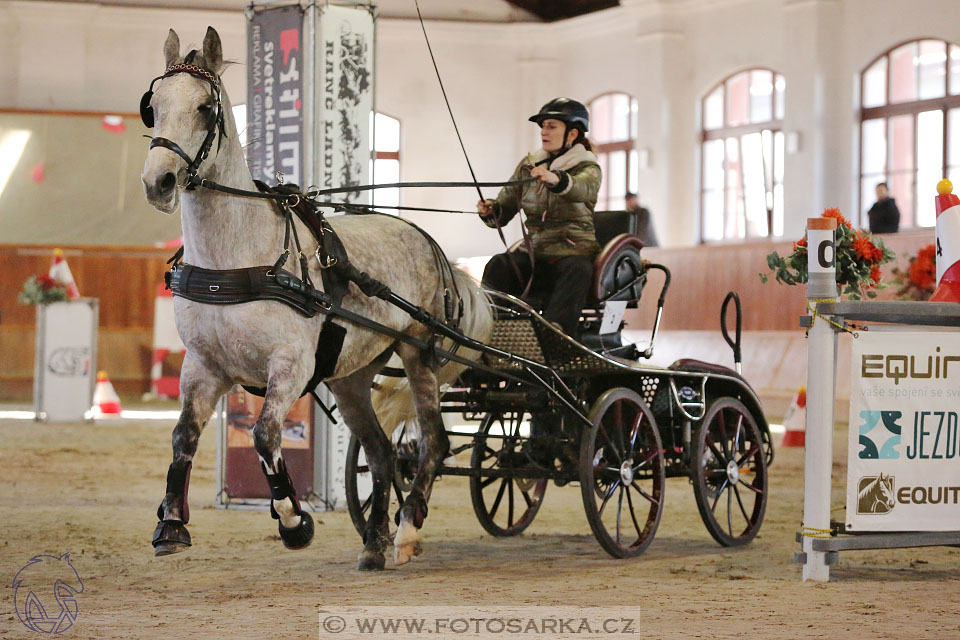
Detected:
[
  {"left": 801, "top": 526, "right": 833, "bottom": 539},
  {"left": 806, "top": 298, "right": 848, "bottom": 333}
]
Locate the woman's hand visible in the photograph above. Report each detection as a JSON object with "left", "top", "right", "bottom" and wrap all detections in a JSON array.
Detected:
[
  {"left": 531, "top": 166, "right": 560, "bottom": 187},
  {"left": 477, "top": 199, "right": 494, "bottom": 218}
]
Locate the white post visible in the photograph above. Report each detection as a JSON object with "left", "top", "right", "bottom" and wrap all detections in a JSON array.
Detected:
[{"left": 802, "top": 217, "right": 838, "bottom": 581}]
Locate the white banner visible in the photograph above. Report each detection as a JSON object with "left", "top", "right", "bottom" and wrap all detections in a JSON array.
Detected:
[
  {"left": 316, "top": 4, "right": 374, "bottom": 202},
  {"left": 846, "top": 329, "right": 960, "bottom": 531}
]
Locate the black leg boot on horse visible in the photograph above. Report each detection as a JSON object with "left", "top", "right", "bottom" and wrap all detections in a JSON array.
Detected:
[{"left": 153, "top": 362, "right": 229, "bottom": 556}]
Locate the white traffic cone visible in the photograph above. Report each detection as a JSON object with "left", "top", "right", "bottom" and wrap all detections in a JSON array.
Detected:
[
  {"left": 781, "top": 387, "right": 806, "bottom": 447},
  {"left": 49, "top": 248, "right": 80, "bottom": 299},
  {"left": 93, "top": 371, "right": 122, "bottom": 415}
]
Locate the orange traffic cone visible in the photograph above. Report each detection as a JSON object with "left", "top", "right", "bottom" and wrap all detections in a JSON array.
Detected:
[
  {"left": 49, "top": 248, "right": 80, "bottom": 299},
  {"left": 780, "top": 387, "right": 806, "bottom": 447},
  {"left": 93, "top": 371, "right": 122, "bottom": 415}
]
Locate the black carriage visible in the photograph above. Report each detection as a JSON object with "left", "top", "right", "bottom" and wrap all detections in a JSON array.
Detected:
[{"left": 344, "top": 210, "right": 773, "bottom": 559}]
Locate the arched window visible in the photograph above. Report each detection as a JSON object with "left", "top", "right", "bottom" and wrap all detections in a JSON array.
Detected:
[
  {"left": 859, "top": 39, "right": 960, "bottom": 228},
  {"left": 589, "top": 92, "right": 638, "bottom": 211},
  {"left": 700, "top": 69, "right": 785, "bottom": 242},
  {"left": 370, "top": 112, "right": 400, "bottom": 208}
]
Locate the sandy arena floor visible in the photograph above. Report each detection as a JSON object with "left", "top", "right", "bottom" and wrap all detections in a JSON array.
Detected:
[{"left": 2, "top": 410, "right": 959, "bottom": 639}]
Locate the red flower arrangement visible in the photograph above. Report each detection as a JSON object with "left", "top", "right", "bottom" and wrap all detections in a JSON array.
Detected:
[
  {"left": 891, "top": 244, "right": 937, "bottom": 301},
  {"left": 18, "top": 274, "right": 69, "bottom": 305},
  {"left": 762, "top": 207, "right": 894, "bottom": 300}
]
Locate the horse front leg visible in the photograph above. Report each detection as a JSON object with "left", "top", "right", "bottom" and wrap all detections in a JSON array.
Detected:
[
  {"left": 252, "top": 351, "right": 316, "bottom": 551},
  {"left": 153, "top": 355, "right": 230, "bottom": 556},
  {"left": 327, "top": 360, "right": 396, "bottom": 571},
  {"left": 393, "top": 344, "right": 448, "bottom": 565}
]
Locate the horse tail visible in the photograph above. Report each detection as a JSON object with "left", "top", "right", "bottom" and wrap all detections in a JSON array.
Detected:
[{"left": 372, "top": 266, "right": 493, "bottom": 435}]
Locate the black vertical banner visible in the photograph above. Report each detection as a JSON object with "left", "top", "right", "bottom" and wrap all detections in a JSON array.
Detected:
[{"left": 247, "top": 5, "right": 304, "bottom": 187}]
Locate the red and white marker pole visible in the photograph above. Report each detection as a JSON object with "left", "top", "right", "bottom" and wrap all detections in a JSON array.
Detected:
[{"left": 931, "top": 179, "right": 960, "bottom": 302}]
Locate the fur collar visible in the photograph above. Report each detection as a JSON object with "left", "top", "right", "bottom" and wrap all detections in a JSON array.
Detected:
[{"left": 527, "top": 144, "right": 597, "bottom": 172}]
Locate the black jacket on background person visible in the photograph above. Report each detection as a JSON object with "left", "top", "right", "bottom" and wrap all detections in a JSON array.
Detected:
[{"left": 867, "top": 197, "right": 901, "bottom": 234}]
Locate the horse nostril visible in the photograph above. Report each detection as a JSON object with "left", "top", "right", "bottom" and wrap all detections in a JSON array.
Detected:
[{"left": 160, "top": 172, "right": 176, "bottom": 193}]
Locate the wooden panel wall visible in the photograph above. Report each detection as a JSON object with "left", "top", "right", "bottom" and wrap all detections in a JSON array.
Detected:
[
  {"left": 0, "top": 230, "right": 937, "bottom": 399},
  {"left": 0, "top": 244, "right": 171, "bottom": 399}
]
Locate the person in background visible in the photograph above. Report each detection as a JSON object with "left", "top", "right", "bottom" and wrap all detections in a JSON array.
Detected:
[
  {"left": 866, "top": 182, "right": 900, "bottom": 234},
  {"left": 625, "top": 192, "right": 659, "bottom": 247},
  {"left": 477, "top": 97, "right": 601, "bottom": 337}
]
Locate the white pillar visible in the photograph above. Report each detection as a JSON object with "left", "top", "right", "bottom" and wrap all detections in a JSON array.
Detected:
[{"left": 802, "top": 216, "right": 837, "bottom": 581}]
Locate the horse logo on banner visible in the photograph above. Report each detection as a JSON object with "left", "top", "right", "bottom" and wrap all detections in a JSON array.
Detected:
[{"left": 857, "top": 474, "right": 896, "bottom": 514}]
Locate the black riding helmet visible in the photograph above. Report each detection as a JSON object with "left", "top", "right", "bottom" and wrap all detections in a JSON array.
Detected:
[{"left": 528, "top": 97, "right": 590, "bottom": 132}]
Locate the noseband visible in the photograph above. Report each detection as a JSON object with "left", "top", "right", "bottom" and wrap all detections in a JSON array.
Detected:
[{"left": 141, "top": 63, "right": 226, "bottom": 186}]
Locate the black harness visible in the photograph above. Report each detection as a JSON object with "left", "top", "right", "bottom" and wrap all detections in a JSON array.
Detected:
[{"left": 142, "top": 61, "right": 591, "bottom": 425}]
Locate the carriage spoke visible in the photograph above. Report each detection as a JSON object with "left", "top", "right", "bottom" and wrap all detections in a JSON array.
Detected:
[
  {"left": 628, "top": 412, "right": 642, "bottom": 451},
  {"left": 624, "top": 482, "right": 644, "bottom": 541},
  {"left": 733, "top": 484, "right": 751, "bottom": 525},
  {"left": 710, "top": 479, "right": 729, "bottom": 511},
  {"left": 598, "top": 479, "right": 621, "bottom": 517},
  {"left": 732, "top": 415, "right": 744, "bottom": 454},
  {"left": 480, "top": 475, "right": 499, "bottom": 489},
  {"left": 632, "top": 448, "right": 658, "bottom": 472},
  {"left": 508, "top": 480, "right": 515, "bottom": 528},
  {"left": 715, "top": 410, "right": 730, "bottom": 457},
  {"left": 393, "top": 479, "right": 405, "bottom": 505},
  {"left": 727, "top": 482, "right": 733, "bottom": 536},
  {"left": 736, "top": 443, "right": 761, "bottom": 468},
  {"left": 597, "top": 423, "right": 623, "bottom": 462},
  {"left": 631, "top": 481, "right": 660, "bottom": 506},
  {"left": 738, "top": 478, "right": 765, "bottom": 495},
  {"left": 488, "top": 479, "right": 508, "bottom": 519},
  {"left": 704, "top": 435, "right": 726, "bottom": 465},
  {"left": 357, "top": 464, "right": 370, "bottom": 474},
  {"left": 521, "top": 487, "right": 534, "bottom": 508},
  {"left": 360, "top": 493, "right": 372, "bottom": 515},
  {"left": 613, "top": 401, "right": 626, "bottom": 454},
  {"left": 616, "top": 486, "right": 624, "bottom": 544}
]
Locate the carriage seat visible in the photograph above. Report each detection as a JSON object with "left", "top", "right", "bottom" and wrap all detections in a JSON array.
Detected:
[
  {"left": 509, "top": 209, "right": 646, "bottom": 306},
  {"left": 669, "top": 358, "right": 746, "bottom": 384}
]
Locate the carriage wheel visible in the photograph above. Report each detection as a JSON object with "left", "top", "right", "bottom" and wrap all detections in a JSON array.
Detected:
[
  {"left": 470, "top": 411, "right": 548, "bottom": 537},
  {"left": 692, "top": 397, "right": 768, "bottom": 547},
  {"left": 344, "top": 431, "right": 417, "bottom": 539},
  {"left": 579, "top": 388, "right": 665, "bottom": 558}
]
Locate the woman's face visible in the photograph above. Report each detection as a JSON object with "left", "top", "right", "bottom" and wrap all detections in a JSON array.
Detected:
[{"left": 540, "top": 118, "right": 574, "bottom": 153}]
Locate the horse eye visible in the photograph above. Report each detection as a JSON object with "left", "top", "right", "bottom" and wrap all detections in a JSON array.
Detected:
[{"left": 198, "top": 104, "right": 211, "bottom": 113}]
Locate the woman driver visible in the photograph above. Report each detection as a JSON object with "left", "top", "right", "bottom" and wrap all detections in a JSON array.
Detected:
[{"left": 477, "top": 97, "right": 601, "bottom": 337}]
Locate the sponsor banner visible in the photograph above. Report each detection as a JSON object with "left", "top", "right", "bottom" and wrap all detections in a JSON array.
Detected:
[
  {"left": 847, "top": 329, "right": 960, "bottom": 531},
  {"left": 247, "top": 4, "right": 305, "bottom": 187},
  {"left": 316, "top": 4, "right": 373, "bottom": 201}
]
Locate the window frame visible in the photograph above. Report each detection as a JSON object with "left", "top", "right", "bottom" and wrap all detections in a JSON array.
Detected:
[
  {"left": 858, "top": 38, "right": 960, "bottom": 229},
  {"left": 588, "top": 92, "right": 638, "bottom": 211},
  {"left": 699, "top": 68, "right": 785, "bottom": 243}
]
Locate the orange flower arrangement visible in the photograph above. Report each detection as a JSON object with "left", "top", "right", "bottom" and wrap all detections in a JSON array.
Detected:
[
  {"left": 762, "top": 207, "right": 894, "bottom": 299},
  {"left": 891, "top": 244, "right": 937, "bottom": 300}
]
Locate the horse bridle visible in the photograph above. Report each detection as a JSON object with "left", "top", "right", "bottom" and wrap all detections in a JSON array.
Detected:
[{"left": 141, "top": 63, "right": 226, "bottom": 188}]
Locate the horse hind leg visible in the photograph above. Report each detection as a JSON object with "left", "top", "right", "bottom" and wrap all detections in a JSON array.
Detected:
[
  {"left": 393, "top": 343, "right": 448, "bottom": 566},
  {"left": 154, "top": 357, "right": 229, "bottom": 556},
  {"left": 327, "top": 358, "right": 396, "bottom": 571},
  {"left": 252, "top": 354, "right": 316, "bottom": 551}
]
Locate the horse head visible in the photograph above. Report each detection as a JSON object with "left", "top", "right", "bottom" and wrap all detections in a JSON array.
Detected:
[
  {"left": 876, "top": 472, "right": 895, "bottom": 508},
  {"left": 141, "top": 27, "right": 227, "bottom": 214}
]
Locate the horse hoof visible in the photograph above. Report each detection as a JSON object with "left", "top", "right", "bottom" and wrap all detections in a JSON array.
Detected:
[
  {"left": 357, "top": 550, "right": 386, "bottom": 571},
  {"left": 279, "top": 510, "right": 314, "bottom": 550},
  {"left": 152, "top": 520, "right": 191, "bottom": 556},
  {"left": 394, "top": 545, "right": 413, "bottom": 566}
]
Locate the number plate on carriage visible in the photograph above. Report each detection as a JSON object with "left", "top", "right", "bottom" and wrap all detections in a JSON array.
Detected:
[{"left": 599, "top": 301, "right": 627, "bottom": 334}]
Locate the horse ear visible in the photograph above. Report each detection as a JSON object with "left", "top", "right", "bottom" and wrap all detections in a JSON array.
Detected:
[
  {"left": 164, "top": 29, "right": 180, "bottom": 68},
  {"left": 203, "top": 26, "right": 223, "bottom": 74}
]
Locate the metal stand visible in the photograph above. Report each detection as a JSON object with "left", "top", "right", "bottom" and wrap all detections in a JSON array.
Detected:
[{"left": 799, "top": 299, "right": 960, "bottom": 581}]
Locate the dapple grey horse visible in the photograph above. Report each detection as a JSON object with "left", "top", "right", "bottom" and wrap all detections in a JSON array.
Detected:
[{"left": 141, "top": 27, "right": 491, "bottom": 570}]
